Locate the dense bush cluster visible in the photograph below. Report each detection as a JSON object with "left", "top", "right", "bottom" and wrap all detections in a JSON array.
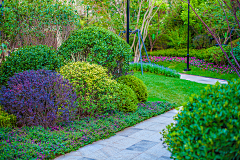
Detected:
[
  {"left": 57, "top": 27, "right": 133, "bottom": 79},
  {"left": 118, "top": 75, "right": 148, "bottom": 103},
  {"left": 0, "top": 45, "right": 65, "bottom": 85},
  {"left": 129, "top": 62, "right": 180, "bottom": 78},
  {"left": 161, "top": 79, "right": 240, "bottom": 159},
  {"left": 0, "top": 70, "right": 78, "bottom": 128}
]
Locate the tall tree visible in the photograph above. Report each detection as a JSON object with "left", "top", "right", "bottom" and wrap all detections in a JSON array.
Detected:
[{"left": 81, "top": 0, "right": 161, "bottom": 62}]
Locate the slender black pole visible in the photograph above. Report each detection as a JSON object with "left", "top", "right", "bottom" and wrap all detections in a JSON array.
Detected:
[
  {"left": 184, "top": 0, "right": 191, "bottom": 71},
  {"left": 126, "top": 0, "right": 130, "bottom": 44}
]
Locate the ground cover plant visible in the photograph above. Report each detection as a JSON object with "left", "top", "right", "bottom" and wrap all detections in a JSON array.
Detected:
[
  {"left": 161, "top": 79, "right": 240, "bottom": 159},
  {"left": 0, "top": 101, "right": 176, "bottom": 160},
  {"left": 134, "top": 72, "right": 208, "bottom": 105},
  {"left": 129, "top": 62, "right": 181, "bottom": 78}
]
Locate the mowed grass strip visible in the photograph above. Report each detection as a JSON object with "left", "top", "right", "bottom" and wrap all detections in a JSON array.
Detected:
[{"left": 134, "top": 71, "right": 208, "bottom": 105}]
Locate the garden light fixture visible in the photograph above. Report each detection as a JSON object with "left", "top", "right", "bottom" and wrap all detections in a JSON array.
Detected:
[
  {"left": 127, "top": 0, "right": 130, "bottom": 44},
  {"left": 184, "top": 0, "right": 191, "bottom": 71}
]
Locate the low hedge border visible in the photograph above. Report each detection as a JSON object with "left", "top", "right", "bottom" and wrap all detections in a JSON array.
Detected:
[
  {"left": 129, "top": 62, "right": 181, "bottom": 78},
  {"left": 0, "top": 101, "right": 176, "bottom": 160}
]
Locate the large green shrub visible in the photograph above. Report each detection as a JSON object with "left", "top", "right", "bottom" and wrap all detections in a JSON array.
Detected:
[
  {"left": 0, "top": 45, "right": 64, "bottom": 85},
  {"left": 57, "top": 27, "right": 133, "bottom": 79},
  {"left": 59, "top": 61, "right": 119, "bottom": 116},
  {"left": 118, "top": 75, "right": 148, "bottom": 103},
  {"left": 0, "top": 106, "right": 16, "bottom": 127},
  {"left": 161, "top": 79, "right": 240, "bottom": 159}
]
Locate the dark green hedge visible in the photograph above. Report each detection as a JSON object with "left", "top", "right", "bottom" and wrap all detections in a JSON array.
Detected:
[{"left": 57, "top": 27, "right": 133, "bottom": 79}]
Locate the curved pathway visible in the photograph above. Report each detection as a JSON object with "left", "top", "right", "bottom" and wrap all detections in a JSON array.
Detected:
[{"left": 55, "top": 74, "right": 226, "bottom": 160}]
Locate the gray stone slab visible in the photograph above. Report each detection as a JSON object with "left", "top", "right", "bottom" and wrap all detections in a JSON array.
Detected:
[
  {"left": 126, "top": 140, "right": 158, "bottom": 152},
  {"left": 146, "top": 116, "right": 174, "bottom": 123},
  {"left": 145, "top": 123, "right": 169, "bottom": 132},
  {"left": 96, "top": 135, "right": 125, "bottom": 146},
  {"left": 141, "top": 132, "right": 164, "bottom": 142},
  {"left": 105, "top": 149, "right": 141, "bottom": 160},
  {"left": 132, "top": 152, "right": 159, "bottom": 160},
  {"left": 76, "top": 144, "right": 104, "bottom": 156},
  {"left": 145, "top": 143, "right": 171, "bottom": 158},
  {"left": 116, "top": 128, "right": 143, "bottom": 137},
  {"left": 98, "top": 146, "right": 122, "bottom": 157},
  {"left": 78, "top": 158, "right": 96, "bottom": 160},
  {"left": 128, "top": 130, "right": 158, "bottom": 140},
  {"left": 105, "top": 137, "right": 142, "bottom": 150},
  {"left": 132, "top": 121, "right": 156, "bottom": 129},
  {"left": 54, "top": 155, "right": 84, "bottom": 160},
  {"left": 81, "top": 149, "right": 109, "bottom": 160}
]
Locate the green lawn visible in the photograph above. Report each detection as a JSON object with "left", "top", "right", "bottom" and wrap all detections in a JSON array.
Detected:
[
  {"left": 134, "top": 71, "right": 208, "bottom": 106},
  {"left": 154, "top": 61, "right": 239, "bottom": 81}
]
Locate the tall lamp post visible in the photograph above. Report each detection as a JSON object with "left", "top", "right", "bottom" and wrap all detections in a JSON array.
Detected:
[
  {"left": 184, "top": 0, "right": 191, "bottom": 71},
  {"left": 126, "top": 0, "right": 130, "bottom": 44}
]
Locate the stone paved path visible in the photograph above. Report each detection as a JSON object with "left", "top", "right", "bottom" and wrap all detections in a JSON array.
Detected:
[
  {"left": 55, "top": 109, "right": 178, "bottom": 160},
  {"left": 55, "top": 74, "right": 226, "bottom": 160},
  {"left": 180, "top": 73, "right": 228, "bottom": 85}
]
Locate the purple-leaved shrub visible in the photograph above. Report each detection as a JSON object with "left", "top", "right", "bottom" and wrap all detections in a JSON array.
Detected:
[{"left": 0, "top": 69, "right": 78, "bottom": 128}]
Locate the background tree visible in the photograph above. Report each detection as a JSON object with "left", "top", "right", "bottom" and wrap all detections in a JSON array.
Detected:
[
  {"left": 183, "top": 0, "right": 240, "bottom": 77},
  {"left": 81, "top": 0, "right": 161, "bottom": 63}
]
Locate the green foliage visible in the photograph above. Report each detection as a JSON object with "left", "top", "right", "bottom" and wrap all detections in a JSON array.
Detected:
[
  {"left": 166, "top": 25, "right": 189, "bottom": 50},
  {"left": 130, "top": 63, "right": 181, "bottom": 78},
  {"left": 112, "top": 83, "right": 138, "bottom": 112},
  {"left": 161, "top": 79, "right": 240, "bottom": 159},
  {"left": 118, "top": 75, "right": 148, "bottom": 103},
  {"left": 0, "top": 101, "right": 175, "bottom": 159},
  {"left": 0, "top": 106, "right": 16, "bottom": 127},
  {"left": 227, "top": 41, "right": 240, "bottom": 67},
  {"left": 57, "top": 27, "right": 132, "bottom": 79},
  {"left": 1, "top": 0, "right": 81, "bottom": 49},
  {"left": 0, "top": 45, "right": 64, "bottom": 85},
  {"left": 148, "top": 47, "right": 231, "bottom": 65},
  {"left": 58, "top": 61, "right": 118, "bottom": 116},
  {"left": 192, "top": 35, "right": 211, "bottom": 49}
]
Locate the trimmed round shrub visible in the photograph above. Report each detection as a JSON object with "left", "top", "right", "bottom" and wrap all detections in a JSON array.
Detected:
[
  {"left": 112, "top": 83, "right": 138, "bottom": 112},
  {"left": 59, "top": 61, "right": 119, "bottom": 116},
  {"left": 57, "top": 27, "right": 133, "bottom": 79},
  {"left": 0, "top": 105, "right": 16, "bottom": 127},
  {"left": 0, "top": 69, "right": 78, "bottom": 128},
  {"left": 161, "top": 79, "right": 240, "bottom": 159},
  {"left": 118, "top": 75, "right": 148, "bottom": 102},
  {"left": 0, "top": 45, "right": 65, "bottom": 86}
]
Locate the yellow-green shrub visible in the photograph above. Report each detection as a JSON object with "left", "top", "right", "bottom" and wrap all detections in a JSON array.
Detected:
[
  {"left": 112, "top": 83, "right": 138, "bottom": 112},
  {"left": 118, "top": 75, "right": 148, "bottom": 103},
  {"left": 59, "top": 61, "right": 118, "bottom": 116},
  {"left": 0, "top": 106, "right": 16, "bottom": 127}
]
